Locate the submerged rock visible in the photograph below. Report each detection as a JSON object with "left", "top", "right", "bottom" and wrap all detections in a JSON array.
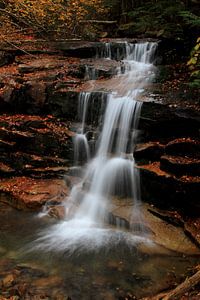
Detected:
[{"left": 108, "top": 198, "right": 200, "bottom": 255}]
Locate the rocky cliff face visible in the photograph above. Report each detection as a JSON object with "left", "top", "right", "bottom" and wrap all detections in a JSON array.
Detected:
[{"left": 0, "top": 39, "right": 199, "bottom": 247}]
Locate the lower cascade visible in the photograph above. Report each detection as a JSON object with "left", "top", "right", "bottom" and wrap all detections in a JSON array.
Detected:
[{"left": 34, "top": 41, "right": 157, "bottom": 253}]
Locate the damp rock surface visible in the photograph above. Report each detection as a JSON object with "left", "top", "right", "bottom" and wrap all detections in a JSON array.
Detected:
[
  {"left": 0, "top": 177, "right": 68, "bottom": 210},
  {"left": 0, "top": 38, "right": 200, "bottom": 300}
]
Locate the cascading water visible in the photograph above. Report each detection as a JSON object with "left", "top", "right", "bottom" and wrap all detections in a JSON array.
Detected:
[
  {"left": 85, "top": 65, "right": 97, "bottom": 80},
  {"left": 34, "top": 41, "right": 157, "bottom": 254},
  {"left": 73, "top": 92, "right": 91, "bottom": 164},
  {"left": 97, "top": 42, "right": 112, "bottom": 59}
]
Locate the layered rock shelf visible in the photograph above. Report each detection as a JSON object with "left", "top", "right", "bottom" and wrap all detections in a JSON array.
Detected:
[{"left": 0, "top": 38, "right": 199, "bottom": 252}]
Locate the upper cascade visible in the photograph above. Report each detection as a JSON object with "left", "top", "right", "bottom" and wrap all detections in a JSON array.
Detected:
[{"left": 96, "top": 41, "right": 157, "bottom": 63}]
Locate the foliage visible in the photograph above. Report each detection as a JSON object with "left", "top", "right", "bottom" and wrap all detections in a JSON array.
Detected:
[
  {"left": 0, "top": 0, "right": 108, "bottom": 39},
  {"left": 179, "top": 10, "right": 200, "bottom": 28},
  {"left": 187, "top": 37, "right": 200, "bottom": 88},
  {"left": 119, "top": 0, "right": 199, "bottom": 40}
]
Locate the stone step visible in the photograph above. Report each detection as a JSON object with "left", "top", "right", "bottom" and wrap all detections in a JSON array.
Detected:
[
  {"left": 160, "top": 155, "right": 200, "bottom": 176},
  {"left": 138, "top": 162, "right": 200, "bottom": 216}
]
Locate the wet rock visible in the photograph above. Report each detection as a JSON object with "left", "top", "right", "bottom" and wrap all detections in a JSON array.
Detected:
[
  {"left": 156, "top": 38, "right": 191, "bottom": 65},
  {"left": 2, "top": 274, "right": 15, "bottom": 288},
  {"left": 0, "top": 162, "right": 15, "bottom": 176},
  {"left": 140, "top": 102, "right": 200, "bottom": 140},
  {"left": 0, "top": 114, "right": 74, "bottom": 178},
  {"left": 139, "top": 162, "right": 200, "bottom": 215},
  {"left": 18, "top": 60, "right": 64, "bottom": 74},
  {"left": 34, "top": 275, "right": 63, "bottom": 289},
  {"left": 165, "top": 138, "right": 200, "bottom": 158},
  {"left": 0, "top": 177, "right": 69, "bottom": 211},
  {"left": 108, "top": 198, "right": 200, "bottom": 254},
  {"left": 0, "top": 54, "right": 82, "bottom": 114},
  {"left": 53, "top": 40, "right": 101, "bottom": 58},
  {"left": 80, "top": 58, "right": 122, "bottom": 80},
  {"left": 0, "top": 139, "right": 16, "bottom": 152},
  {"left": 160, "top": 155, "right": 200, "bottom": 176},
  {"left": 0, "top": 51, "right": 15, "bottom": 67},
  {"left": 24, "top": 81, "right": 46, "bottom": 107},
  {"left": 46, "top": 89, "right": 79, "bottom": 118},
  {"left": 184, "top": 218, "right": 200, "bottom": 248},
  {"left": 146, "top": 207, "right": 200, "bottom": 251},
  {"left": 48, "top": 205, "right": 66, "bottom": 219},
  {"left": 134, "top": 142, "right": 165, "bottom": 161}
]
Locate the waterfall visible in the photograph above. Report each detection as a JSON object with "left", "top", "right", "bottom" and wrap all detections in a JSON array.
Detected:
[
  {"left": 73, "top": 92, "right": 91, "bottom": 164},
  {"left": 35, "top": 41, "right": 157, "bottom": 253},
  {"left": 97, "top": 42, "right": 112, "bottom": 59},
  {"left": 85, "top": 65, "right": 97, "bottom": 80}
]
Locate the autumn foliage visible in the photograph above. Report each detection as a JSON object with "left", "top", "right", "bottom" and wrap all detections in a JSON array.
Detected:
[{"left": 0, "top": 0, "right": 108, "bottom": 39}]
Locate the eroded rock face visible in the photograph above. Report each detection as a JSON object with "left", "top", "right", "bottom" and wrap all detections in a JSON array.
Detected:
[
  {"left": 139, "top": 102, "right": 200, "bottom": 140},
  {"left": 160, "top": 155, "right": 200, "bottom": 176},
  {"left": 0, "top": 177, "right": 68, "bottom": 211},
  {"left": 139, "top": 162, "right": 200, "bottom": 214},
  {"left": 0, "top": 114, "right": 74, "bottom": 178},
  {"left": 69, "top": 195, "right": 200, "bottom": 255},
  {"left": 135, "top": 137, "right": 200, "bottom": 218},
  {"left": 0, "top": 39, "right": 199, "bottom": 254}
]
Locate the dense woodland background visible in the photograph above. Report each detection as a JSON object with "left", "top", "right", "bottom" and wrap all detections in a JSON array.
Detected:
[{"left": 0, "top": 0, "right": 199, "bottom": 87}]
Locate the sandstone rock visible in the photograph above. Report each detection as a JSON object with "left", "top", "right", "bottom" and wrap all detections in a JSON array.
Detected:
[
  {"left": 24, "top": 81, "right": 46, "bottom": 107},
  {"left": 134, "top": 142, "right": 164, "bottom": 161},
  {"left": 2, "top": 274, "right": 15, "bottom": 288},
  {"left": 79, "top": 58, "right": 122, "bottom": 80},
  {"left": 0, "top": 114, "right": 74, "bottom": 178},
  {"left": 139, "top": 162, "right": 200, "bottom": 215},
  {"left": 140, "top": 102, "right": 200, "bottom": 140},
  {"left": 108, "top": 198, "right": 200, "bottom": 255},
  {"left": 48, "top": 205, "right": 66, "bottom": 219},
  {"left": 165, "top": 138, "right": 200, "bottom": 158},
  {"left": 18, "top": 60, "right": 64, "bottom": 74},
  {"left": 46, "top": 89, "right": 79, "bottom": 118},
  {"left": 0, "top": 177, "right": 69, "bottom": 211},
  {"left": 160, "top": 155, "right": 200, "bottom": 176},
  {"left": 53, "top": 41, "right": 101, "bottom": 58},
  {"left": 184, "top": 218, "right": 200, "bottom": 248},
  {"left": 0, "top": 162, "right": 15, "bottom": 176},
  {"left": 0, "top": 51, "right": 15, "bottom": 67}
]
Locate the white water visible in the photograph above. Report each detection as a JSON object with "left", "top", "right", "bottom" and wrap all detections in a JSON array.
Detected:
[
  {"left": 97, "top": 42, "right": 112, "bottom": 59},
  {"left": 85, "top": 65, "right": 97, "bottom": 80},
  {"left": 73, "top": 92, "right": 91, "bottom": 164},
  {"left": 34, "top": 41, "right": 157, "bottom": 253}
]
